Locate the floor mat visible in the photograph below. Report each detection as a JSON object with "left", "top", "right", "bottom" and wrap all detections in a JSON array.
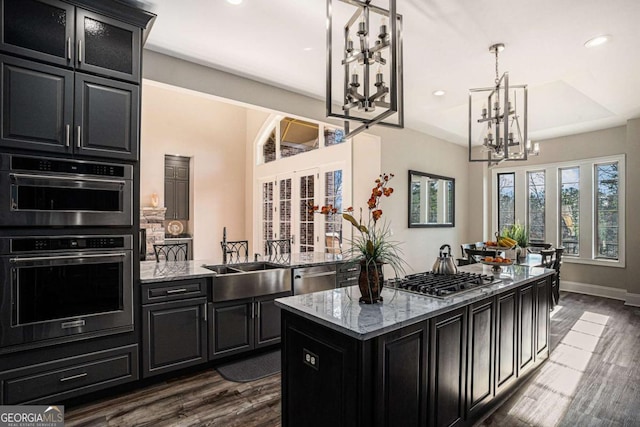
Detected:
[{"left": 216, "top": 350, "right": 281, "bottom": 383}]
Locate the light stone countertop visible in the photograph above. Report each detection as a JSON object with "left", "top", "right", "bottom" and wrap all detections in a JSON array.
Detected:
[
  {"left": 139, "top": 253, "right": 353, "bottom": 283},
  {"left": 275, "top": 263, "right": 555, "bottom": 341}
]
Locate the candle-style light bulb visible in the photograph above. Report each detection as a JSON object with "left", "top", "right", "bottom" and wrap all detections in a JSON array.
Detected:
[
  {"left": 376, "top": 65, "right": 383, "bottom": 84},
  {"left": 534, "top": 142, "right": 540, "bottom": 153},
  {"left": 351, "top": 66, "right": 359, "bottom": 85},
  {"left": 358, "top": 14, "right": 366, "bottom": 34},
  {"left": 481, "top": 103, "right": 487, "bottom": 118},
  {"left": 346, "top": 37, "right": 354, "bottom": 54},
  {"left": 379, "top": 16, "right": 387, "bottom": 39}
]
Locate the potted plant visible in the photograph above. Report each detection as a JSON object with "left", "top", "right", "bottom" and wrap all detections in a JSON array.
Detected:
[
  {"left": 501, "top": 221, "right": 529, "bottom": 260},
  {"left": 313, "top": 173, "right": 406, "bottom": 303}
]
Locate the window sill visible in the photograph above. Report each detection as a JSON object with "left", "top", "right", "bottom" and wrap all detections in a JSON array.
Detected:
[{"left": 563, "top": 256, "right": 625, "bottom": 268}]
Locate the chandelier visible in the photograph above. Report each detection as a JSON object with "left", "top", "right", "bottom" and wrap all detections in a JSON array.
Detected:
[
  {"left": 469, "top": 43, "right": 537, "bottom": 165},
  {"left": 326, "top": 0, "right": 403, "bottom": 139}
]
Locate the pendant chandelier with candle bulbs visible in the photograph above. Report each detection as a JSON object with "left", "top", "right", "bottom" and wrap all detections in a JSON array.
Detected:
[
  {"left": 326, "top": 0, "right": 403, "bottom": 139},
  {"left": 469, "top": 43, "right": 538, "bottom": 165}
]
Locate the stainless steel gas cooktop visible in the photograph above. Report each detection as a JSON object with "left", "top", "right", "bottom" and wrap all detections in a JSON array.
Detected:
[{"left": 388, "top": 271, "right": 500, "bottom": 298}]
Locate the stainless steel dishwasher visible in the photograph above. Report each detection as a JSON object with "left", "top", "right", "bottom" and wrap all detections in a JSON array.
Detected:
[{"left": 292, "top": 265, "right": 337, "bottom": 295}]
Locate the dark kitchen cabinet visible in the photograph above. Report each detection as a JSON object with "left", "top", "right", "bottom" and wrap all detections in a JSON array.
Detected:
[
  {"left": 535, "top": 278, "right": 550, "bottom": 360},
  {"left": 495, "top": 289, "right": 517, "bottom": 394},
  {"left": 0, "top": 0, "right": 75, "bottom": 68},
  {"left": 466, "top": 296, "right": 496, "bottom": 418},
  {"left": 0, "top": 344, "right": 138, "bottom": 404},
  {"left": 164, "top": 155, "right": 190, "bottom": 220},
  {"left": 1, "top": 0, "right": 141, "bottom": 82},
  {"left": 517, "top": 283, "right": 535, "bottom": 376},
  {"left": 210, "top": 291, "right": 289, "bottom": 359},
  {"left": 75, "top": 73, "right": 139, "bottom": 160},
  {"left": 1, "top": 55, "right": 73, "bottom": 153},
  {"left": 429, "top": 306, "right": 467, "bottom": 427},
  {"left": 1, "top": 55, "right": 139, "bottom": 160},
  {"left": 141, "top": 279, "right": 208, "bottom": 378}
]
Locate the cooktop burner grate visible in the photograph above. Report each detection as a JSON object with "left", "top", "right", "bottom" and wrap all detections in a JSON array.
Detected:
[{"left": 388, "top": 271, "right": 499, "bottom": 298}]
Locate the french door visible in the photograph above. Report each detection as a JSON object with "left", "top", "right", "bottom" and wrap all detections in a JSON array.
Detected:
[{"left": 260, "top": 169, "right": 319, "bottom": 255}]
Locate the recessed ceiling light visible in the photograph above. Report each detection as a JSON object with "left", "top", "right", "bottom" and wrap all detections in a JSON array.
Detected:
[
  {"left": 303, "top": 47, "right": 313, "bottom": 52},
  {"left": 584, "top": 34, "right": 611, "bottom": 48},
  {"left": 432, "top": 90, "right": 446, "bottom": 96},
  {"left": 226, "top": 0, "right": 243, "bottom": 5}
]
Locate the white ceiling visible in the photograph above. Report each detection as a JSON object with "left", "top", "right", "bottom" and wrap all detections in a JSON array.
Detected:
[{"left": 139, "top": 0, "right": 640, "bottom": 145}]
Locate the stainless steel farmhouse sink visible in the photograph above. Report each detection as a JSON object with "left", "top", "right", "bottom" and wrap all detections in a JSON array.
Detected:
[{"left": 204, "top": 262, "right": 291, "bottom": 302}]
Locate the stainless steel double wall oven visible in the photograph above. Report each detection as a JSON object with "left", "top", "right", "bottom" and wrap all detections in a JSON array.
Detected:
[{"left": 0, "top": 154, "right": 134, "bottom": 352}]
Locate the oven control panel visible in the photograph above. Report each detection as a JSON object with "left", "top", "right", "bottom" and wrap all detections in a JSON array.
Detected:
[
  {"left": 9, "top": 236, "right": 130, "bottom": 253},
  {"left": 9, "top": 155, "right": 128, "bottom": 178}
]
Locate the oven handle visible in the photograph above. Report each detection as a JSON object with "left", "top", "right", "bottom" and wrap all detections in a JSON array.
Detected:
[
  {"left": 10, "top": 173, "right": 126, "bottom": 186},
  {"left": 10, "top": 253, "right": 128, "bottom": 264}
]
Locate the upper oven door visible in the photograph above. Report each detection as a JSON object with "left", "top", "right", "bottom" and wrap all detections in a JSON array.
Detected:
[
  {"left": 0, "top": 250, "right": 133, "bottom": 350},
  {"left": 0, "top": 172, "right": 132, "bottom": 226}
]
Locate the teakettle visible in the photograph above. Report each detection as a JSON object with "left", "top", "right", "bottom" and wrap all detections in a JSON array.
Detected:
[{"left": 432, "top": 244, "right": 458, "bottom": 275}]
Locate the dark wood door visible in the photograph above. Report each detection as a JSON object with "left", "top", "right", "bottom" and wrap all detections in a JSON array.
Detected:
[
  {"left": 0, "top": 0, "right": 75, "bottom": 67},
  {"left": 466, "top": 296, "right": 496, "bottom": 418},
  {"left": 535, "top": 278, "right": 549, "bottom": 360},
  {"left": 518, "top": 283, "right": 535, "bottom": 375},
  {"left": 164, "top": 179, "right": 176, "bottom": 220},
  {"left": 1, "top": 55, "right": 73, "bottom": 153},
  {"left": 164, "top": 155, "right": 190, "bottom": 220},
  {"left": 142, "top": 297, "right": 207, "bottom": 378},
  {"left": 75, "top": 9, "right": 140, "bottom": 82},
  {"left": 429, "top": 306, "right": 467, "bottom": 427},
  {"left": 74, "top": 73, "right": 139, "bottom": 161},
  {"left": 375, "top": 321, "right": 428, "bottom": 427},
  {"left": 210, "top": 299, "right": 254, "bottom": 359},
  {"left": 495, "top": 289, "right": 517, "bottom": 394},
  {"left": 255, "top": 293, "right": 289, "bottom": 348}
]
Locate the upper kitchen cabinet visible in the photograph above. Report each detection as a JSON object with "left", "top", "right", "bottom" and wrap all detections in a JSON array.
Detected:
[
  {"left": 1, "top": 55, "right": 139, "bottom": 160},
  {"left": 1, "top": 0, "right": 143, "bottom": 83},
  {"left": 164, "top": 155, "right": 190, "bottom": 220}
]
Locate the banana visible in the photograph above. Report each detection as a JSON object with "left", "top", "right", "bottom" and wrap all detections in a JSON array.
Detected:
[{"left": 498, "top": 237, "right": 516, "bottom": 247}]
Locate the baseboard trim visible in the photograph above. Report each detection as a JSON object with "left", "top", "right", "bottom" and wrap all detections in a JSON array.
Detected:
[
  {"left": 561, "top": 281, "right": 627, "bottom": 302},
  {"left": 624, "top": 292, "right": 640, "bottom": 307}
]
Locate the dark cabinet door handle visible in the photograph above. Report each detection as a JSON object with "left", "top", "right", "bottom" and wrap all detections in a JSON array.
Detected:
[
  {"left": 60, "top": 372, "right": 87, "bottom": 382},
  {"left": 76, "top": 126, "right": 81, "bottom": 148},
  {"left": 66, "top": 37, "right": 72, "bottom": 60},
  {"left": 78, "top": 39, "right": 82, "bottom": 63},
  {"left": 65, "top": 125, "right": 70, "bottom": 147}
]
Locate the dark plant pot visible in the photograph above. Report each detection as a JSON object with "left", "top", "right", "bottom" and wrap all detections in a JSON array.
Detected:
[{"left": 358, "top": 260, "right": 384, "bottom": 304}]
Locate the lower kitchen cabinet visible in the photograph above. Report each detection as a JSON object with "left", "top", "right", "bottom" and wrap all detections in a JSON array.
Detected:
[
  {"left": 429, "top": 306, "right": 467, "bottom": 427},
  {"left": 517, "top": 283, "right": 536, "bottom": 376},
  {"left": 495, "top": 289, "right": 518, "bottom": 394},
  {"left": 142, "top": 297, "right": 208, "bottom": 378},
  {"left": 466, "top": 296, "right": 496, "bottom": 418},
  {"left": 535, "top": 278, "right": 550, "bottom": 359},
  {"left": 0, "top": 345, "right": 138, "bottom": 405},
  {"left": 141, "top": 278, "right": 208, "bottom": 378},
  {"left": 210, "top": 291, "right": 290, "bottom": 359}
]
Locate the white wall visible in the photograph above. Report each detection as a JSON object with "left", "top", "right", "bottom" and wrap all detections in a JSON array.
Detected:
[{"left": 140, "top": 81, "right": 249, "bottom": 260}]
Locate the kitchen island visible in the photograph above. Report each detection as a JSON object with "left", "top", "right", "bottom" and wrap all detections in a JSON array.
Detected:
[{"left": 275, "top": 264, "right": 555, "bottom": 427}]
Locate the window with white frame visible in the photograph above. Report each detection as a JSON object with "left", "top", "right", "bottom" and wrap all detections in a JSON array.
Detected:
[
  {"left": 559, "top": 167, "right": 580, "bottom": 255},
  {"left": 497, "top": 173, "right": 515, "bottom": 233},
  {"left": 527, "top": 171, "right": 545, "bottom": 242},
  {"left": 595, "top": 162, "right": 619, "bottom": 259},
  {"left": 492, "top": 154, "right": 625, "bottom": 267},
  {"left": 324, "top": 170, "right": 343, "bottom": 254}
]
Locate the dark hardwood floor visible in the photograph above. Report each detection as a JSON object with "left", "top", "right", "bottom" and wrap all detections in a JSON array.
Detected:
[{"left": 65, "top": 292, "right": 640, "bottom": 426}]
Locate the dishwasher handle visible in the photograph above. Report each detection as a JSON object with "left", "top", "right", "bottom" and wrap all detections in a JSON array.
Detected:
[{"left": 294, "top": 271, "right": 336, "bottom": 280}]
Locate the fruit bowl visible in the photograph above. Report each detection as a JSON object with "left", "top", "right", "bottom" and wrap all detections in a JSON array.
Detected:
[
  {"left": 485, "top": 244, "right": 516, "bottom": 251},
  {"left": 480, "top": 260, "right": 513, "bottom": 272}
]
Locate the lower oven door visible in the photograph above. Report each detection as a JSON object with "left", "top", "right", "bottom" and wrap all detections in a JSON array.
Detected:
[
  {"left": 0, "top": 250, "right": 133, "bottom": 350},
  {"left": 0, "top": 172, "right": 132, "bottom": 226}
]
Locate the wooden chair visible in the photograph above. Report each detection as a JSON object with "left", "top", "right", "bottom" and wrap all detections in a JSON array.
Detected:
[
  {"left": 457, "top": 243, "right": 477, "bottom": 266},
  {"left": 153, "top": 243, "right": 188, "bottom": 262},
  {"left": 551, "top": 247, "right": 564, "bottom": 307},
  {"left": 464, "top": 248, "right": 498, "bottom": 264},
  {"left": 221, "top": 240, "right": 248, "bottom": 264},
  {"left": 539, "top": 249, "right": 555, "bottom": 268},
  {"left": 266, "top": 238, "right": 292, "bottom": 263}
]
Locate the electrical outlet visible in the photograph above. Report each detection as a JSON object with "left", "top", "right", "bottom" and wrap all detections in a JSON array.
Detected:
[{"left": 303, "top": 348, "right": 319, "bottom": 370}]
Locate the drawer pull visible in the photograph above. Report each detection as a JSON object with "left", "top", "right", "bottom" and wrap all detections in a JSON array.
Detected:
[
  {"left": 166, "top": 288, "right": 188, "bottom": 294},
  {"left": 345, "top": 276, "right": 357, "bottom": 281},
  {"left": 59, "top": 372, "right": 87, "bottom": 382},
  {"left": 346, "top": 267, "right": 358, "bottom": 272}
]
